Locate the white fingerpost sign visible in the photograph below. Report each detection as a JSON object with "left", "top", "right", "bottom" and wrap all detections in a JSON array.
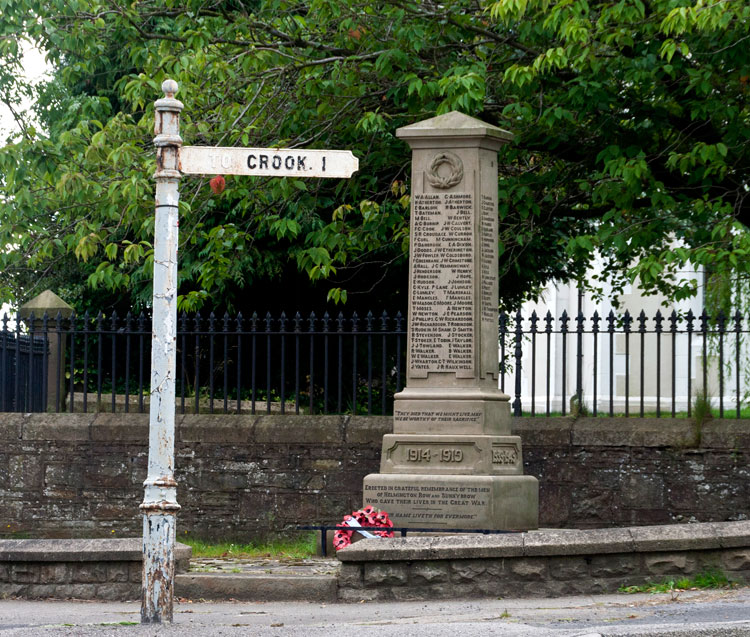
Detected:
[
  {"left": 180, "top": 145, "right": 358, "bottom": 178},
  {"left": 143, "top": 80, "right": 359, "bottom": 624}
]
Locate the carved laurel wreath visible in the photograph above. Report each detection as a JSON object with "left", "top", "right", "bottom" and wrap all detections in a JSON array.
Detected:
[{"left": 426, "top": 151, "right": 464, "bottom": 189}]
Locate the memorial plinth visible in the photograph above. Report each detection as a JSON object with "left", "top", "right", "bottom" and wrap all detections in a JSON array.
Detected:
[{"left": 363, "top": 112, "right": 538, "bottom": 530}]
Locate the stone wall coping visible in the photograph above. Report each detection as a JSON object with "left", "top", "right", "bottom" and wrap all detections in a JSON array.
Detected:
[
  {"left": 1, "top": 412, "right": 396, "bottom": 443},
  {"left": 0, "top": 538, "right": 192, "bottom": 563},
  {"left": 4, "top": 413, "right": 749, "bottom": 451},
  {"left": 336, "top": 521, "right": 750, "bottom": 562}
]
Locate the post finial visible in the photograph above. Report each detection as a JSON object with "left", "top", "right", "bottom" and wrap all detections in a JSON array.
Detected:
[{"left": 162, "top": 79, "right": 179, "bottom": 98}]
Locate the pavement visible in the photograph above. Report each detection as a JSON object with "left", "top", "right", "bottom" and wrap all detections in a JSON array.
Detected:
[
  {"left": 2, "top": 555, "right": 750, "bottom": 635},
  {"left": 1, "top": 587, "right": 750, "bottom": 636}
]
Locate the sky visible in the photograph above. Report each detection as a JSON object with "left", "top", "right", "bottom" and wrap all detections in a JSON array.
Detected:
[
  {"left": 1, "top": 43, "right": 49, "bottom": 317},
  {"left": 0, "top": 42, "right": 49, "bottom": 139}
]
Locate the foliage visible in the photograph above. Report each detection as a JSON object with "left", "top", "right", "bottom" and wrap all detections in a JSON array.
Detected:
[
  {"left": 488, "top": 0, "right": 750, "bottom": 307},
  {"left": 619, "top": 570, "right": 737, "bottom": 594},
  {"left": 0, "top": 0, "right": 748, "bottom": 312}
]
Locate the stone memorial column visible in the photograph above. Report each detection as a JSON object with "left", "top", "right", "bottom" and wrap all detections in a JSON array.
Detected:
[{"left": 363, "top": 112, "right": 538, "bottom": 530}]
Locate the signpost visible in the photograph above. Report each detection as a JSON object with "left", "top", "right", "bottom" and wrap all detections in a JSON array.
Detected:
[
  {"left": 142, "top": 80, "right": 358, "bottom": 624},
  {"left": 180, "top": 145, "right": 358, "bottom": 178}
]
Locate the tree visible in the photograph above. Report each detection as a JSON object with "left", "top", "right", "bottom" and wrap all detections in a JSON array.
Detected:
[{"left": 0, "top": 0, "right": 748, "bottom": 314}]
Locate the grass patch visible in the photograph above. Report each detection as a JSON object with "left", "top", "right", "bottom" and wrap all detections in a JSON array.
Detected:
[
  {"left": 100, "top": 622, "right": 139, "bottom": 626},
  {"left": 619, "top": 570, "right": 738, "bottom": 594},
  {"left": 181, "top": 532, "right": 317, "bottom": 560}
]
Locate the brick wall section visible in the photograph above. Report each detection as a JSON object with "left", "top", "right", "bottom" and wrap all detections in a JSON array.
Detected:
[{"left": 0, "top": 414, "right": 748, "bottom": 541}]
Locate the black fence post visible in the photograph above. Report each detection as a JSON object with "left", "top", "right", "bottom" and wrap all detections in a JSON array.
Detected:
[
  {"left": 544, "top": 311, "right": 552, "bottom": 416},
  {"left": 308, "top": 311, "right": 316, "bottom": 415},
  {"left": 69, "top": 311, "right": 77, "bottom": 413},
  {"left": 499, "top": 312, "right": 507, "bottom": 393},
  {"left": 124, "top": 311, "right": 132, "bottom": 413},
  {"left": 95, "top": 311, "right": 103, "bottom": 413},
  {"left": 623, "top": 310, "right": 632, "bottom": 417},
  {"left": 607, "top": 310, "right": 615, "bottom": 417},
  {"left": 351, "top": 312, "right": 359, "bottom": 415},
  {"left": 654, "top": 310, "right": 663, "bottom": 418},
  {"left": 1, "top": 314, "right": 7, "bottom": 412},
  {"left": 638, "top": 310, "right": 646, "bottom": 417},
  {"left": 530, "top": 311, "right": 538, "bottom": 416},
  {"left": 513, "top": 309, "right": 523, "bottom": 417},
  {"left": 687, "top": 309, "right": 694, "bottom": 416},
  {"left": 395, "top": 311, "right": 404, "bottom": 394},
  {"left": 592, "top": 311, "right": 600, "bottom": 416},
  {"left": 669, "top": 310, "right": 678, "bottom": 418},
  {"left": 208, "top": 311, "right": 216, "bottom": 413},
  {"left": 322, "top": 312, "right": 330, "bottom": 414},
  {"left": 380, "top": 311, "right": 388, "bottom": 416},
  {"left": 718, "top": 310, "right": 726, "bottom": 418},
  {"left": 575, "top": 309, "right": 584, "bottom": 412},
  {"left": 734, "top": 311, "right": 742, "bottom": 418},
  {"left": 138, "top": 312, "right": 147, "bottom": 413},
  {"left": 42, "top": 312, "right": 49, "bottom": 412},
  {"left": 222, "top": 312, "right": 230, "bottom": 414},
  {"left": 366, "top": 311, "right": 373, "bottom": 416},
  {"left": 236, "top": 311, "right": 244, "bottom": 415},
  {"left": 110, "top": 311, "right": 117, "bottom": 413},
  {"left": 560, "top": 310, "right": 569, "bottom": 416}
]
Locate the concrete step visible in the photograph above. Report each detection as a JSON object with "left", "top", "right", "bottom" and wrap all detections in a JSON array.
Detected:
[
  {"left": 175, "top": 557, "right": 340, "bottom": 602},
  {"left": 175, "top": 572, "right": 338, "bottom": 602}
]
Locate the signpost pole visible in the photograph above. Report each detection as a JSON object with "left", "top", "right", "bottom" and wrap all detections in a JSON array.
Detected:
[
  {"left": 141, "top": 79, "right": 182, "bottom": 624},
  {"left": 140, "top": 79, "right": 357, "bottom": 623}
]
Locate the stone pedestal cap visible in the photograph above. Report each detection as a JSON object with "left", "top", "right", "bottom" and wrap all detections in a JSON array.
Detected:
[
  {"left": 396, "top": 111, "right": 513, "bottom": 149},
  {"left": 19, "top": 290, "right": 74, "bottom": 320}
]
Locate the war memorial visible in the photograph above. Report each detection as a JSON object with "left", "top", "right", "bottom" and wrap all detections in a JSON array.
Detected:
[{"left": 363, "top": 111, "right": 538, "bottom": 531}]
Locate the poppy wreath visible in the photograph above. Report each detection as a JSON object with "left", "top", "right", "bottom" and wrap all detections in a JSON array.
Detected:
[{"left": 333, "top": 506, "right": 394, "bottom": 551}]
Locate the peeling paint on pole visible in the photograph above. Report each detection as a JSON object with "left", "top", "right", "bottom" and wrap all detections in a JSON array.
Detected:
[{"left": 141, "top": 79, "right": 182, "bottom": 624}]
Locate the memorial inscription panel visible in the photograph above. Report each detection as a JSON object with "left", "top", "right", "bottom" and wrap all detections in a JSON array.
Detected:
[
  {"left": 363, "top": 482, "right": 491, "bottom": 524},
  {"left": 381, "top": 434, "right": 523, "bottom": 475},
  {"left": 409, "top": 192, "right": 475, "bottom": 376},
  {"left": 386, "top": 440, "right": 480, "bottom": 471},
  {"left": 480, "top": 193, "right": 497, "bottom": 324}
]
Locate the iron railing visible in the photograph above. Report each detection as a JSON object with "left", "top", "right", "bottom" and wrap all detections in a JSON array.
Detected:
[
  {"left": 500, "top": 308, "right": 750, "bottom": 418},
  {"left": 1, "top": 308, "right": 747, "bottom": 417},
  {"left": 1, "top": 310, "right": 406, "bottom": 415}
]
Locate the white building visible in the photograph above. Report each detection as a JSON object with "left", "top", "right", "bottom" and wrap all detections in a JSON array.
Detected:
[{"left": 502, "top": 266, "right": 746, "bottom": 416}]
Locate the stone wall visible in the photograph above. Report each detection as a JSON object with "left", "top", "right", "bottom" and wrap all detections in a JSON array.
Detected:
[
  {"left": 0, "top": 414, "right": 747, "bottom": 540},
  {"left": 0, "top": 538, "right": 191, "bottom": 600},
  {"left": 337, "top": 521, "right": 750, "bottom": 601}
]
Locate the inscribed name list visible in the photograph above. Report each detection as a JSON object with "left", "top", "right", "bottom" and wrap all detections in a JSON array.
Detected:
[{"left": 410, "top": 192, "right": 474, "bottom": 375}]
